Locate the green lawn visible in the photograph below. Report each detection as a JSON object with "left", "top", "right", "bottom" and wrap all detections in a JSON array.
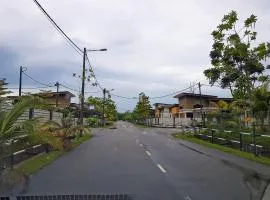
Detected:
[
  {"left": 17, "top": 134, "right": 92, "bottom": 175},
  {"left": 135, "top": 124, "right": 150, "bottom": 128},
  {"left": 200, "top": 129, "right": 270, "bottom": 147},
  {"left": 172, "top": 133, "right": 270, "bottom": 166}
]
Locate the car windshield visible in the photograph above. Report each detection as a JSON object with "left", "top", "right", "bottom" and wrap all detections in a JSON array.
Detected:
[{"left": 1, "top": 1, "right": 270, "bottom": 200}]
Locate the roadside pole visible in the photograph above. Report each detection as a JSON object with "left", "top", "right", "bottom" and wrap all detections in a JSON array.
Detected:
[
  {"left": 19, "top": 66, "right": 23, "bottom": 97},
  {"left": 80, "top": 47, "right": 87, "bottom": 136},
  {"left": 198, "top": 82, "right": 205, "bottom": 127},
  {"left": 55, "top": 81, "right": 60, "bottom": 107},
  {"left": 102, "top": 88, "right": 106, "bottom": 126}
]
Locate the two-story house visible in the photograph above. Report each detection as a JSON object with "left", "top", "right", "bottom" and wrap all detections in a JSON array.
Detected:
[
  {"left": 7, "top": 91, "right": 75, "bottom": 107},
  {"left": 173, "top": 92, "right": 233, "bottom": 120}
]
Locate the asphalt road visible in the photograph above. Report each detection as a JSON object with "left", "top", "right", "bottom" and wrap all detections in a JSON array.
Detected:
[{"left": 23, "top": 121, "right": 269, "bottom": 200}]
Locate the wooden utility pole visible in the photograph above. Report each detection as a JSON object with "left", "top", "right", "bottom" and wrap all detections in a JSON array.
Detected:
[
  {"left": 79, "top": 48, "right": 87, "bottom": 134},
  {"left": 198, "top": 82, "right": 205, "bottom": 127},
  {"left": 102, "top": 88, "right": 106, "bottom": 126},
  {"left": 19, "top": 66, "right": 23, "bottom": 96}
]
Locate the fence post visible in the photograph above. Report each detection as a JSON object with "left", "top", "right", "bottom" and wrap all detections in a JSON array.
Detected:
[
  {"left": 252, "top": 121, "right": 257, "bottom": 156},
  {"left": 240, "top": 133, "right": 243, "bottom": 151},
  {"left": 157, "top": 117, "right": 159, "bottom": 125},
  {"left": 211, "top": 129, "right": 214, "bottom": 143},
  {"left": 173, "top": 117, "right": 176, "bottom": 128}
]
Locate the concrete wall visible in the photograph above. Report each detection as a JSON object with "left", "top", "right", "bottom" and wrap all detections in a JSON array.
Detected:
[{"left": 1, "top": 103, "right": 63, "bottom": 125}]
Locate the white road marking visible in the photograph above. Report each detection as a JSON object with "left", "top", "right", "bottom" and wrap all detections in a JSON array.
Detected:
[
  {"left": 145, "top": 150, "right": 151, "bottom": 156},
  {"left": 140, "top": 144, "right": 143, "bottom": 147},
  {"left": 157, "top": 164, "right": 166, "bottom": 173},
  {"left": 185, "top": 196, "right": 192, "bottom": 200}
]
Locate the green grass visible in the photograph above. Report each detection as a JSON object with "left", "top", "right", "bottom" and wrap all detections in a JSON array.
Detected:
[
  {"left": 17, "top": 134, "right": 92, "bottom": 175},
  {"left": 135, "top": 124, "right": 149, "bottom": 128},
  {"left": 71, "top": 134, "right": 92, "bottom": 148},
  {"left": 17, "top": 151, "right": 64, "bottom": 176},
  {"left": 172, "top": 133, "right": 270, "bottom": 166}
]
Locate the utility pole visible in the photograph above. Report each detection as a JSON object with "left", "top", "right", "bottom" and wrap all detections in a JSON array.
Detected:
[
  {"left": 55, "top": 81, "right": 60, "bottom": 107},
  {"left": 80, "top": 48, "right": 87, "bottom": 133},
  {"left": 198, "top": 82, "right": 205, "bottom": 127},
  {"left": 19, "top": 66, "right": 23, "bottom": 96},
  {"left": 102, "top": 88, "right": 106, "bottom": 126}
]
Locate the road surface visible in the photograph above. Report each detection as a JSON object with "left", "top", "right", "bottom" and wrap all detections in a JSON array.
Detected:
[{"left": 24, "top": 121, "right": 269, "bottom": 200}]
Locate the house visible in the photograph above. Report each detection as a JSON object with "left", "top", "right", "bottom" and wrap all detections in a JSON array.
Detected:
[
  {"left": 173, "top": 92, "right": 233, "bottom": 120},
  {"left": 36, "top": 91, "right": 75, "bottom": 107},
  {"left": 7, "top": 91, "right": 75, "bottom": 107},
  {"left": 153, "top": 103, "right": 172, "bottom": 118}
]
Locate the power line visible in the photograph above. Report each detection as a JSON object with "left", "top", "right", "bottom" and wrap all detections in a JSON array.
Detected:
[
  {"left": 86, "top": 53, "right": 103, "bottom": 91},
  {"left": 110, "top": 93, "right": 138, "bottom": 99},
  {"left": 32, "top": 0, "right": 83, "bottom": 56},
  {"left": 22, "top": 72, "right": 54, "bottom": 87},
  {"left": 60, "top": 83, "right": 100, "bottom": 94}
]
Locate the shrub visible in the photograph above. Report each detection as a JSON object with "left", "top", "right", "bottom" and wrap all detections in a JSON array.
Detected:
[{"left": 87, "top": 117, "right": 98, "bottom": 127}]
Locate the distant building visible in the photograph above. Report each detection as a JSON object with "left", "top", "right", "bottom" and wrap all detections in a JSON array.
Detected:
[
  {"left": 7, "top": 91, "right": 75, "bottom": 107},
  {"left": 173, "top": 92, "right": 233, "bottom": 120}
]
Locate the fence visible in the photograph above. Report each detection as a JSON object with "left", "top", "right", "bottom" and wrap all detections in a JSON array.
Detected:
[
  {"left": 1, "top": 103, "right": 63, "bottom": 125},
  {"left": 0, "top": 144, "right": 46, "bottom": 169}
]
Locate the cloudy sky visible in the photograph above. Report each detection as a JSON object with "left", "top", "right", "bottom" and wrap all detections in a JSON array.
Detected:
[{"left": 1, "top": 0, "right": 270, "bottom": 111}]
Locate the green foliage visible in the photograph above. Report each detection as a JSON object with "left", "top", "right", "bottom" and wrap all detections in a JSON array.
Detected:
[
  {"left": 117, "top": 111, "right": 136, "bottom": 121},
  {"left": 134, "top": 92, "right": 152, "bottom": 120},
  {"left": 0, "top": 78, "right": 11, "bottom": 102},
  {"left": 87, "top": 117, "right": 98, "bottom": 127},
  {"left": 0, "top": 96, "right": 44, "bottom": 143},
  {"left": 204, "top": 11, "right": 270, "bottom": 99},
  {"left": 88, "top": 96, "right": 117, "bottom": 121}
]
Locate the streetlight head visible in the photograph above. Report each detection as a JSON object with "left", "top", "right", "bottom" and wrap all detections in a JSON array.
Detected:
[{"left": 99, "top": 48, "right": 107, "bottom": 51}]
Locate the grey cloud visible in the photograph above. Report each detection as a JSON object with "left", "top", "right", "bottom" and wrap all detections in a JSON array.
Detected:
[{"left": 1, "top": 0, "right": 269, "bottom": 111}]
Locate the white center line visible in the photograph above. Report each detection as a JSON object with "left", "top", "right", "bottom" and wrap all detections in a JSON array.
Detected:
[
  {"left": 145, "top": 150, "right": 151, "bottom": 156},
  {"left": 157, "top": 164, "right": 167, "bottom": 173}
]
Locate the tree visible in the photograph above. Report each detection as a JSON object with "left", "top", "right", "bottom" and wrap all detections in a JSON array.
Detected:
[
  {"left": 204, "top": 11, "right": 270, "bottom": 99},
  {"left": 134, "top": 92, "right": 152, "bottom": 121},
  {"left": 0, "top": 78, "right": 11, "bottom": 103},
  {"left": 88, "top": 96, "right": 117, "bottom": 121}
]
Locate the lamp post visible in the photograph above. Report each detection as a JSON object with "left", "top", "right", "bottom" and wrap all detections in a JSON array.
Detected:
[{"left": 79, "top": 48, "right": 107, "bottom": 135}]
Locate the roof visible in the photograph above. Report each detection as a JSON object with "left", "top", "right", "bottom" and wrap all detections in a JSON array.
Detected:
[
  {"left": 7, "top": 91, "right": 75, "bottom": 99},
  {"left": 173, "top": 92, "right": 217, "bottom": 99},
  {"left": 153, "top": 103, "right": 173, "bottom": 108},
  {"left": 169, "top": 104, "right": 179, "bottom": 108},
  {"left": 37, "top": 91, "right": 75, "bottom": 97}
]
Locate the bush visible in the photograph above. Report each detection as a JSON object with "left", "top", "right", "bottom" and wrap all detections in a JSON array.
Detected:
[
  {"left": 224, "top": 120, "right": 238, "bottom": 129},
  {"left": 87, "top": 117, "right": 99, "bottom": 127}
]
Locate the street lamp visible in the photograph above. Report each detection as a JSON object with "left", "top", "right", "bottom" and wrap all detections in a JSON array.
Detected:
[
  {"left": 87, "top": 48, "right": 107, "bottom": 52},
  {"left": 79, "top": 47, "right": 107, "bottom": 135}
]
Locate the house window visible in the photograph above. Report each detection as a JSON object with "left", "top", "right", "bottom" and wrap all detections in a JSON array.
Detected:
[{"left": 186, "top": 112, "right": 193, "bottom": 118}]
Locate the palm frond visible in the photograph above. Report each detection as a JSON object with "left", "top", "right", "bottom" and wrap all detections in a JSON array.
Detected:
[{"left": 0, "top": 96, "right": 43, "bottom": 136}]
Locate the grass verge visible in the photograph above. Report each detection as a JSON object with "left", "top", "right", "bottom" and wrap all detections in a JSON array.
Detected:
[
  {"left": 17, "top": 134, "right": 92, "bottom": 175},
  {"left": 135, "top": 124, "right": 149, "bottom": 128},
  {"left": 172, "top": 133, "right": 270, "bottom": 166}
]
